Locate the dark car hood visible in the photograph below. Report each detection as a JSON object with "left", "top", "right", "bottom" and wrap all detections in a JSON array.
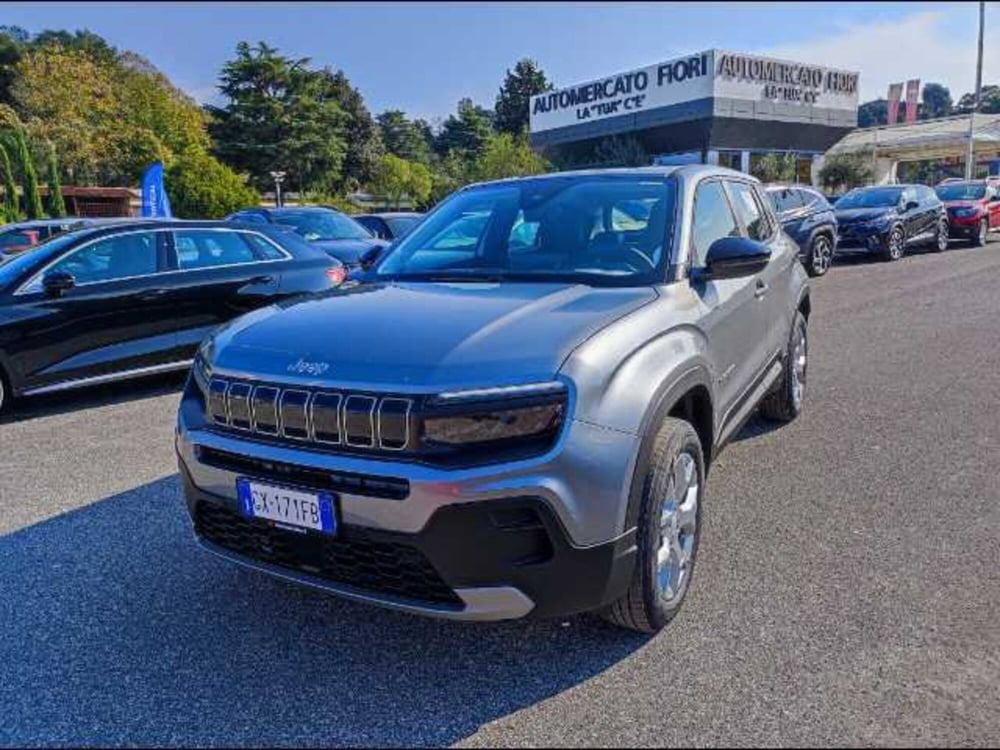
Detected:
[
  {"left": 835, "top": 207, "right": 896, "bottom": 224},
  {"left": 211, "top": 281, "right": 656, "bottom": 389},
  {"left": 310, "top": 238, "right": 389, "bottom": 265}
]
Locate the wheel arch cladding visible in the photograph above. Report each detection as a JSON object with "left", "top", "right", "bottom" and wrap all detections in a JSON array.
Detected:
[{"left": 622, "top": 366, "right": 715, "bottom": 534}]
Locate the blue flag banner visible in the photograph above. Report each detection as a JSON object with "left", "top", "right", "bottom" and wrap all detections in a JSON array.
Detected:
[{"left": 140, "top": 162, "right": 172, "bottom": 218}]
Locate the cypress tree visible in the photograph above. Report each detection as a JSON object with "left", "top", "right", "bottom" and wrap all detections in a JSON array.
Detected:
[
  {"left": 46, "top": 146, "right": 66, "bottom": 218},
  {"left": 0, "top": 144, "right": 17, "bottom": 222},
  {"left": 14, "top": 129, "right": 44, "bottom": 219}
]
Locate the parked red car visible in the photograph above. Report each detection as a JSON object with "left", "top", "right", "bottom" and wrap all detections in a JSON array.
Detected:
[{"left": 934, "top": 179, "right": 1000, "bottom": 246}]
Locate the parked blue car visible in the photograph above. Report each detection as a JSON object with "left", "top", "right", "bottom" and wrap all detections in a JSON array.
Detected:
[{"left": 765, "top": 185, "right": 838, "bottom": 277}]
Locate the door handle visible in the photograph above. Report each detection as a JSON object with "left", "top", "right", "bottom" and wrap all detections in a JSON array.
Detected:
[
  {"left": 138, "top": 288, "right": 168, "bottom": 301},
  {"left": 754, "top": 280, "right": 769, "bottom": 299},
  {"left": 248, "top": 275, "right": 274, "bottom": 285}
]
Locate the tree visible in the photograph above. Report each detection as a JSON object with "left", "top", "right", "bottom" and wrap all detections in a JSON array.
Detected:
[
  {"left": 473, "top": 132, "right": 549, "bottom": 181},
  {"left": 494, "top": 58, "right": 552, "bottom": 136},
  {"left": 857, "top": 99, "right": 888, "bottom": 127},
  {"left": 750, "top": 152, "right": 796, "bottom": 183},
  {"left": 11, "top": 127, "right": 43, "bottom": 218},
  {"left": 920, "top": 83, "right": 952, "bottom": 120},
  {"left": 315, "top": 68, "right": 383, "bottom": 191},
  {"left": 593, "top": 135, "right": 650, "bottom": 167},
  {"left": 207, "top": 42, "right": 349, "bottom": 195},
  {"left": 377, "top": 110, "right": 432, "bottom": 164},
  {"left": 165, "top": 148, "right": 259, "bottom": 219},
  {"left": 45, "top": 143, "right": 65, "bottom": 217},
  {"left": 818, "top": 153, "right": 872, "bottom": 192},
  {"left": 0, "top": 143, "right": 18, "bottom": 221},
  {"left": 403, "top": 161, "right": 432, "bottom": 208},
  {"left": 435, "top": 98, "right": 494, "bottom": 156},
  {"left": 371, "top": 153, "right": 412, "bottom": 208},
  {"left": 956, "top": 84, "right": 1000, "bottom": 114}
]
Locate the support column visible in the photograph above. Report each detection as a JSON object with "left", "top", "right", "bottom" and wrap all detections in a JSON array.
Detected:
[{"left": 740, "top": 150, "right": 750, "bottom": 174}]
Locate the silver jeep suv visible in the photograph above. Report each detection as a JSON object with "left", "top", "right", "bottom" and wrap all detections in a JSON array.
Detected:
[{"left": 177, "top": 166, "right": 810, "bottom": 633}]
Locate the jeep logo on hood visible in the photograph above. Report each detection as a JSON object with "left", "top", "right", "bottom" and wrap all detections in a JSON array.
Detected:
[{"left": 287, "top": 358, "right": 330, "bottom": 376}]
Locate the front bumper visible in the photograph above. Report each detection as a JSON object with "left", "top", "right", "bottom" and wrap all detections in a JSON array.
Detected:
[
  {"left": 835, "top": 225, "right": 887, "bottom": 252},
  {"left": 177, "top": 397, "right": 641, "bottom": 621},
  {"left": 948, "top": 214, "right": 982, "bottom": 235}
]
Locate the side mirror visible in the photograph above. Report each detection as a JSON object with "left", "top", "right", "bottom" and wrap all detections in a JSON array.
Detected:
[
  {"left": 359, "top": 245, "right": 385, "bottom": 270},
  {"left": 42, "top": 270, "right": 75, "bottom": 297},
  {"left": 697, "top": 237, "right": 771, "bottom": 281}
]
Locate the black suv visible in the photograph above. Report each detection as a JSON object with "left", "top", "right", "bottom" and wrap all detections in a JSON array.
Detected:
[
  {"left": 765, "top": 185, "right": 838, "bottom": 277},
  {"left": 834, "top": 185, "right": 949, "bottom": 261}
]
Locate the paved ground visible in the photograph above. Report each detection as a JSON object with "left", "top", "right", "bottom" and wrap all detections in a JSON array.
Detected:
[{"left": 2, "top": 241, "right": 999, "bottom": 747}]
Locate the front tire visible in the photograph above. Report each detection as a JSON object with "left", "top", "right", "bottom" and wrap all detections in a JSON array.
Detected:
[
  {"left": 760, "top": 310, "right": 808, "bottom": 423},
  {"left": 806, "top": 233, "right": 833, "bottom": 277},
  {"left": 931, "top": 219, "right": 949, "bottom": 252},
  {"left": 882, "top": 226, "right": 905, "bottom": 261},
  {"left": 601, "top": 417, "right": 704, "bottom": 634},
  {"left": 972, "top": 219, "right": 988, "bottom": 247}
]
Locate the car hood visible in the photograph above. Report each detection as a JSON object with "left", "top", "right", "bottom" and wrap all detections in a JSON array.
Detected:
[
  {"left": 211, "top": 281, "right": 656, "bottom": 390},
  {"left": 835, "top": 207, "right": 896, "bottom": 224},
  {"left": 310, "top": 237, "right": 389, "bottom": 265}
]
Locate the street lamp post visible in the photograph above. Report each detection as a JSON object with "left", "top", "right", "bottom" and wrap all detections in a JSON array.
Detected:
[
  {"left": 965, "top": 0, "right": 985, "bottom": 180},
  {"left": 269, "top": 170, "right": 286, "bottom": 208}
]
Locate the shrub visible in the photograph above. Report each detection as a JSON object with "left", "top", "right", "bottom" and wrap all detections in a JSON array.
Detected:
[{"left": 165, "top": 149, "right": 259, "bottom": 219}]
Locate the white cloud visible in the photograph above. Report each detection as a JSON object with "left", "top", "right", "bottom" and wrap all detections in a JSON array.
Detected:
[{"left": 762, "top": 10, "right": 999, "bottom": 103}]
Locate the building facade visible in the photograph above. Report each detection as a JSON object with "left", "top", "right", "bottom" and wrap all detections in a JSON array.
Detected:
[{"left": 530, "top": 49, "right": 860, "bottom": 183}]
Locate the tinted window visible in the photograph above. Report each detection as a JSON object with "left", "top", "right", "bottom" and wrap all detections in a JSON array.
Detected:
[
  {"left": 242, "top": 232, "right": 288, "bottom": 260},
  {"left": 727, "top": 181, "right": 772, "bottom": 242},
  {"left": 174, "top": 230, "right": 257, "bottom": 270},
  {"left": 835, "top": 188, "right": 904, "bottom": 209},
  {"left": 274, "top": 209, "right": 372, "bottom": 241},
  {"left": 378, "top": 176, "right": 676, "bottom": 285},
  {"left": 49, "top": 232, "right": 159, "bottom": 284},
  {"left": 691, "top": 180, "right": 741, "bottom": 267},
  {"left": 769, "top": 188, "right": 802, "bottom": 213},
  {"left": 936, "top": 183, "right": 987, "bottom": 201},
  {"left": 384, "top": 215, "right": 421, "bottom": 237}
]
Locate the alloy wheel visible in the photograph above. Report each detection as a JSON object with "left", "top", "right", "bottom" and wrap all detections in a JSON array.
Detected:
[
  {"left": 889, "top": 229, "right": 905, "bottom": 260},
  {"left": 937, "top": 221, "right": 949, "bottom": 251},
  {"left": 791, "top": 321, "right": 807, "bottom": 411},
  {"left": 811, "top": 236, "right": 832, "bottom": 275},
  {"left": 657, "top": 451, "right": 699, "bottom": 605}
]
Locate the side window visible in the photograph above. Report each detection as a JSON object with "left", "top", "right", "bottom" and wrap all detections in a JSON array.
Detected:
[
  {"left": 920, "top": 186, "right": 938, "bottom": 204},
  {"left": 48, "top": 232, "right": 160, "bottom": 285},
  {"left": 173, "top": 230, "right": 257, "bottom": 270},
  {"left": 727, "top": 181, "right": 773, "bottom": 242},
  {"left": 770, "top": 188, "right": 802, "bottom": 213},
  {"left": 242, "top": 233, "right": 288, "bottom": 260},
  {"left": 690, "top": 180, "right": 741, "bottom": 267}
]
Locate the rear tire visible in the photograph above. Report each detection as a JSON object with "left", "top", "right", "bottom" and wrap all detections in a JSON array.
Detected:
[
  {"left": 759, "top": 311, "right": 808, "bottom": 423},
  {"left": 931, "top": 219, "right": 949, "bottom": 252},
  {"left": 882, "top": 226, "right": 905, "bottom": 261},
  {"left": 972, "top": 219, "right": 988, "bottom": 247},
  {"left": 806, "top": 233, "right": 833, "bottom": 277},
  {"left": 601, "top": 417, "right": 705, "bottom": 634}
]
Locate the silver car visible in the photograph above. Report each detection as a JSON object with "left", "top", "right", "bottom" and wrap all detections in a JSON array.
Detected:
[{"left": 177, "top": 165, "right": 810, "bottom": 633}]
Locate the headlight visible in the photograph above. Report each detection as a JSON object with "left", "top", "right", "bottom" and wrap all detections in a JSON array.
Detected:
[
  {"left": 420, "top": 382, "right": 567, "bottom": 451},
  {"left": 191, "top": 340, "right": 214, "bottom": 400},
  {"left": 863, "top": 215, "right": 891, "bottom": 229}
]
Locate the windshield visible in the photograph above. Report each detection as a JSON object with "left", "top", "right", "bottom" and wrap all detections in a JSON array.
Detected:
[
  {"left": 274, "top": 210, "right": 372, "bottom": 242},
  {"left": 376, "top": 175, "right": 676, "bottom": 285},
  {"left": 835, "top": 188, "right": 904, "bottom": 209},
  {"left": 935, "top": 183, "right": 987, "bottom": 201},
  {"left": 385, "top": 215, "right": 421, "bottom": 237}
]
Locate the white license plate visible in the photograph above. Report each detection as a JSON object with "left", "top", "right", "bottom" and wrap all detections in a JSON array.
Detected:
[{"left": 236, "top": 478, "right": 337, "bottom": 534}]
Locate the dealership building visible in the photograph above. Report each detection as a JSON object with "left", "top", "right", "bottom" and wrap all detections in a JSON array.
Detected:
[{"left": 529, "top": 49, "right": 860, "bottom": 184}]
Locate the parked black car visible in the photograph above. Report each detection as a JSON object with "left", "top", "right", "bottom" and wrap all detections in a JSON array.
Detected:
[
  {"left": 353, "top": 212, "right": 424, "bottom": 241},
  {"left": 834, "top": 185, "right": 949, "bottom": 261},
  {"left": 765, "top": 185, "right": 838, "bottom": 277},
  {"left": 224, "top": 206, "right": 389, "bottom": 269},
  {"left": 0, "top": 220, "right": 344, "bottom": 413}
]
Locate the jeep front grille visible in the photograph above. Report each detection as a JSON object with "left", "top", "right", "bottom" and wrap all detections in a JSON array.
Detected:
[{"left": 208, "top": 377, "right": 412, "bottom": 452}]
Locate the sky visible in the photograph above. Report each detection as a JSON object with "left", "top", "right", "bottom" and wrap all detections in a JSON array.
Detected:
[{"left": 3, "top": 1, "right": 997, "bottom": 122}]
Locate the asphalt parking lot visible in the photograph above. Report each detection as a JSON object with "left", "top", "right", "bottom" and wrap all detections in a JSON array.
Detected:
[{"left": 2, "top": 241, "right": 999, "bottom": 747}]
